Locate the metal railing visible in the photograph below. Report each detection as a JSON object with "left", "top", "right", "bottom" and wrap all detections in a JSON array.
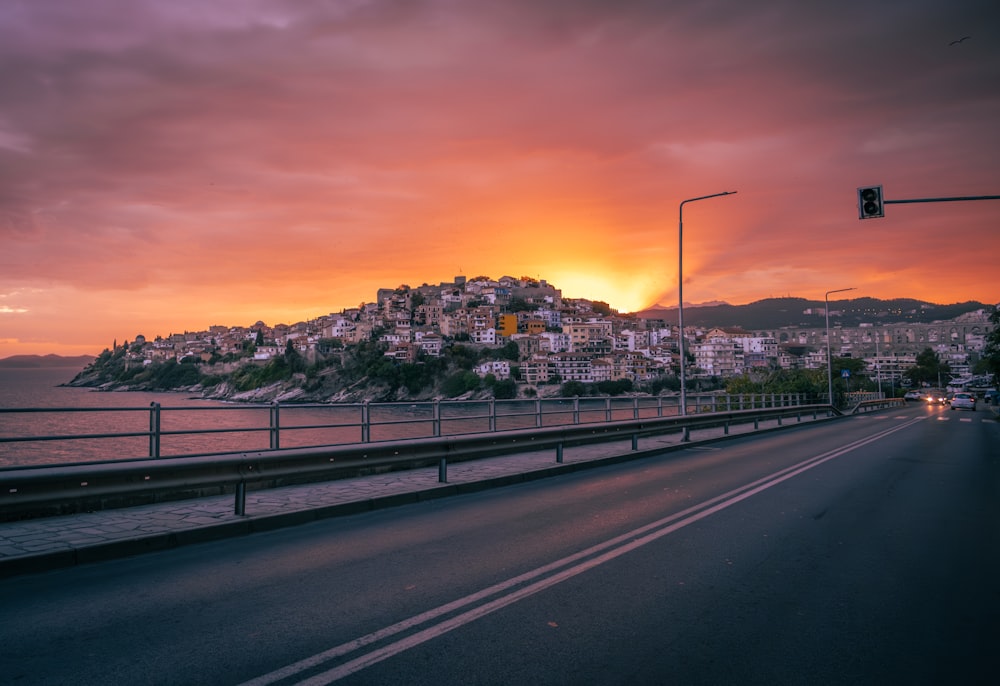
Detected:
[
  {"left": 850, "top": 397, "right": 905, "bottom": 414},
  {"left": 0, "top": 393, "right": 811, "bottom": 464},
  {"left": 0, "top": 402, "right": 835, "bottom": 521}
]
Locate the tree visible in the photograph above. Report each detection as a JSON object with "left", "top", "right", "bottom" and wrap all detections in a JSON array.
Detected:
[
  {"left": 726, "top": 369, "right": 826, "bottom": 398},
  {"left": 591, "top": 301, "right": 614, "bottom": 316},
  {"left": 490, "top": 378, "right": 518, "bottom": 399},
  {"left": 595, "top": 379, "right": 633, "bottom": 395},
  {"left": 442, "top": 371, "right": 480, "bottom": 397},
  {"left": 495, "top": 341, "right": 521, "bottom": 361},
  {"left": 905, "top": 348, "right": 950, "bottom": 387},
  {"left": 284, "top": 341, "right": 307, "bottom": 374},
  {"left": 560, "top": 380, "right": 587, "bottom": 397},
  {"left": 508, "top": 297, "right": 532, "bottom": 312},
  {"left": 978, "top": 306, "right": 1000, "bottom": 382}
]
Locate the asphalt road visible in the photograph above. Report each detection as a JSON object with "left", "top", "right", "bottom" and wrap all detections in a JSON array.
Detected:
[{"left": 2, "top": 402, "right": 998, "bottom": 685}]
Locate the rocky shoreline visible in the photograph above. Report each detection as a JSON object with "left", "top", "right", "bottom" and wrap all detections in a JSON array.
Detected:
[{"left": 64, "top": 365, "right": 532, "bottom": 404}]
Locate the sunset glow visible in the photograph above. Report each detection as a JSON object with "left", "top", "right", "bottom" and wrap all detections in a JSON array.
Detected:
[{"left": 2, "top": 0, "right": 998, "bottom": 358}]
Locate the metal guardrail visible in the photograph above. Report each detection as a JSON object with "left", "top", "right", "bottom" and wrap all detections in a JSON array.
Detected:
[
  {"left": 850, "top": 398, "right": 905, "bottom": 414},
  {"left": 0, "top": 393, "right": 811, "bottom": 462},
  {"left": 0, "top": 404, "right": 836, "bottom": 521}
]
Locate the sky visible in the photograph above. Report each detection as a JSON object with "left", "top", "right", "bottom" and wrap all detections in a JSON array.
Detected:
[{"left": 2, "top": 0, "right": 999, "bottom": 358}]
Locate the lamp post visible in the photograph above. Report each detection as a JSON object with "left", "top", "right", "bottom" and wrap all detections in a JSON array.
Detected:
[
  {"left": 875, "top": 331, "right": 883, "bottom": 397},
  {"left": 825, "top": 287, "right": 855, "bottom": 407},
  {"left": 678, "top": 191, "right": 737, "bottom": 417}
]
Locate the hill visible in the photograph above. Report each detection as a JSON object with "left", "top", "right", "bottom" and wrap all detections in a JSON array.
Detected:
[
  {"left": 0, "top": 354, "right": 96, "bottom": 369},
  {"left": 637, "top": 297, "right": 990, "bottom": 330}
]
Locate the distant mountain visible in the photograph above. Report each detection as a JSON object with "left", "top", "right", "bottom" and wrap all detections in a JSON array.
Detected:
[
  {"left": 0, "top": 354, "right": 96, "bottom": 369},
  {"left": 637, "top": 297, "right": 991, "bottom": 330}
]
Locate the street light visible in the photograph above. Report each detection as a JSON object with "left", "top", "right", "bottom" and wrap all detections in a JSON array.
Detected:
[
  {"left": 825, "top": 287, "right": 855, "bottom": 407},
  {"left": 678, "top": 191, "right": 737, "bottom": 417},
  {"left": 875, "top": 331, "right": 883, "bottom": 397}
]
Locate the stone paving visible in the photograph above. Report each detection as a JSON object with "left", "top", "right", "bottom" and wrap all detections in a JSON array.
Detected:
[{"left": 0, "top": 414, "right": 830, "bottom": 578}]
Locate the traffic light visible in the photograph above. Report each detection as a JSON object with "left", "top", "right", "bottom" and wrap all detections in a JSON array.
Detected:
[{"left": 857, "top": 185, "right": 884, "bottom": 219}]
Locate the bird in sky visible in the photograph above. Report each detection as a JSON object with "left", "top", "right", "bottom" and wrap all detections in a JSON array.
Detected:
[{"left": 949, "top": 36, "right": 972, "bottom": 45}]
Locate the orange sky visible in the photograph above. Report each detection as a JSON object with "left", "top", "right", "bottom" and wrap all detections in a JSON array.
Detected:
[{"left": 2, "top": 0, "right": 999, "bottom": 358}]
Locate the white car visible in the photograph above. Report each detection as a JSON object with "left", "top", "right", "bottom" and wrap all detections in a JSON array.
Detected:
[
  {"left": 950, "top": 392, "right": 976, "bottom": 411},
  {"left": 903, "top": 390, "right": 923, "bottom": 402}
]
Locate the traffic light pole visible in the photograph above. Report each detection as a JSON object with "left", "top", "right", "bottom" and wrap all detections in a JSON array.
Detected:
[
  {"left": 884, "top": 194, "right": 1000, "bottom": 205},
  {"left": 859, "top": 184, "right": 1000, "bottom": 219}
]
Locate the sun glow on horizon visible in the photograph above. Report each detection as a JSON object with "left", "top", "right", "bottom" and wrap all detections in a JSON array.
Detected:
[{"left": 548, "top": 268, "right": 663, "bottom": 314}]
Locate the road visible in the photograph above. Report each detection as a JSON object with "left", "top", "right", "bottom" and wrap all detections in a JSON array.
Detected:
[{"left": 2, "top": 402, "right": 998, "bottom": 685}]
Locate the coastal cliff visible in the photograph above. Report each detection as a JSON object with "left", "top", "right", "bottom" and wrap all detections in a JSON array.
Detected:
[{"left": 66, "top": 343, "right": 522, "bottom": 403}]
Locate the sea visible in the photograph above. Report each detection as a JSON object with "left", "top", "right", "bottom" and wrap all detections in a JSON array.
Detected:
[
  {"left": 0, "top": 367, "right": 546, "bottom": 468},
  {"left": 0, "top": 367, "right": 379, "bottom": 468}
]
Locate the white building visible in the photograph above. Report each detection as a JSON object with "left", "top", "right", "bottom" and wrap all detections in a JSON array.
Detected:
[{"left": 474, "top": 360, "right": 511, "bottom": 380}]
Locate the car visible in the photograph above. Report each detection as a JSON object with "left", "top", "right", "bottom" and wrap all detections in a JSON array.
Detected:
[
  {"left": 984, "top": 389, "right": 999, "bottom": 406},
  {"left": 903, "top": 390, "right": 924, "bottom": 402},
  {"left": 924, "top": 389, "right": 948, "bottom": 405},
  {"left": 950, "top": 392, "right": 976, "bottom": 411}
]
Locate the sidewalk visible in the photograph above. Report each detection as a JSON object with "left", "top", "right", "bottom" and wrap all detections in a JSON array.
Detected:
[{"left": 0, "top": 414, "right": 832, "bottom": 579}]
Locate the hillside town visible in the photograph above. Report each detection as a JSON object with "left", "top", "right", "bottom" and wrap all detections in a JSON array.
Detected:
[{"left": 107, "top": 275, "right": 995, "bottom": 396}]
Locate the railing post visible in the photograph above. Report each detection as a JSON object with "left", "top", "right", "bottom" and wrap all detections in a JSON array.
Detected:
[
  {"left": 754, "top": 416, "right": 759, "bottom": 430},
  {"left": 712, "top": 396, "right": 717, "bottom": 413},
  {"left": 488, "top": 399, "right": 496, "bottom": 433},
  {"left": 657, "top": 396, "right": 663, "bottom": 417},
  {"left": 605, "top": 397, "right": 612, "bottom": 422},
  {"left": 235, "top": 482, "right": 246, "bottom": 516},
  {"left": 361, "top": 401, "right": 370, "bottom": 442},
  {"left": 149, "top": 402, "right": 161, "bottom": 458},
  {"left": 556, "top": 442, "right": 564, "bottom": 463},
  {"left": 270, "top": 401, "right": 280, "bottom": 451},
  {"left": 438, "top": 456, "right": 447, "bottom": 483},
  {"left": 632, "top": 433, "right": 638, "bottom": 450},
  {"left": 573, "top": 397, "right": 580, "bottom": 424},
  {"left": 633, "top": 396, "right": 639, "bottom": 420},
  {"left": 433, "top": 399, "right": 441, "bottom": 438},
  {"left": 724, "top": 420, "right": 729, "bottom": 435},
  {"left": 681, "top": 425, "right": 690, "bottom": 442},
  {"left": 535, "top": 399, "right": 542, "bottom": 428}
]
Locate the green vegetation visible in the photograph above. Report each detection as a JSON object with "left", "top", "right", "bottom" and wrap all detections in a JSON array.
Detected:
[
  {"left": 726, "top": 369, "right": 827, "bottom": 398},
  {"left": 974, "top": 306, "right": 1000, "bottom": 382},
  {"left": 903, "top": 348, "right": 951, "bottom": 388}
]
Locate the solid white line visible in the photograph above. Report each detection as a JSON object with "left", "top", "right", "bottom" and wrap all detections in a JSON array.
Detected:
[{"left": 242, "top": 416, "right": 926, "bottom": 685}]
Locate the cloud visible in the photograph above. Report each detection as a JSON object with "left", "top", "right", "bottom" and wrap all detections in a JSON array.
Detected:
[{"left": 0, "top": 0, "right": 998, "bottom": 356}]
